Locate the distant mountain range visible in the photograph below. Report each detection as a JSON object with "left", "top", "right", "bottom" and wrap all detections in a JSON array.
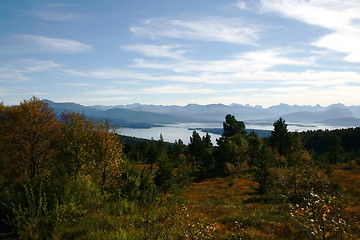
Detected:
[{"left": 44, "top": 100, "right": 360, "bottom": 128}]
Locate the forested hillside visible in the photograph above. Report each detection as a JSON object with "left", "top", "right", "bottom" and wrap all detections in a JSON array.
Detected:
[{"left": 0, "top": 98, "right": 359, "bottom": 239}]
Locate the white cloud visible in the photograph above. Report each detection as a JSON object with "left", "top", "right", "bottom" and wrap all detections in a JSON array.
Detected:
[
  {"left": 235, "top": 1, "right": 247, "bottom": 10},
  {"left": 31, "top": 11, "right": 84, "bottom": 21},
  {"left": 56, "top": 96, "right": 130, "bottom": 105},
  {"left": 63, "top": 69, "right": 157, "bottom": 81},
  {"left": 16, "top": 59, "right": 61, "bottom": 72},
  {"left": 27, "top": 3, "right": 86, "bottom": 21},
  {"left": 130, "top": 17, "right": 260, "bottom": 45},
  {"left": 131, "top": 48, "right": 314, "bottom": 73},
  {"left": 122, "top": 44, "right": 187, "bottom": 59},
  {"left": 16, "top": 34, "right": 92, "bottom": 53},
  {"left": 0, "top": 59, "right": 61, "bottom": 83},
  {"left": 87, "top": 85, "right": 216, "bottom": 96},
  {"left": 260, "top": 0, "right": 359, "bottom": 30},
  {"left": 0, "top": 67, "right": 31, "bottom": 81},
  {"left": 314, "top": 30, "right": 360, "bottom": 62},
  {"left": 141, "top": 85, "right": 216, "bottom": 94},
  {"left": 61, "top": 82, "right": 93, "bottom": 87},
  {"left": 260, "top": 0, "right": 360, "bottom": 62},
  {"left": 86, "top": 88, "right": 135, "bottom": 96}
]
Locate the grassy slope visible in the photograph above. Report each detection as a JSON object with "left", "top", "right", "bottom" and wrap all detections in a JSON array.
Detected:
[
  {"left": 182, "top": 177, "right": 299, "bottom": 239},
  {"left": 47, "top": 165, "right": 359, "bottom": 239},
  {"left": 181, "top": 166, "right": 360, "bottom": 239}
]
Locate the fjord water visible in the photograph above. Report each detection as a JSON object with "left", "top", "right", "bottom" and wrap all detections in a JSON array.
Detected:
[
  {"left": 118, "top": 123, "right": 222, "bottom": 144},
  {"left": 118, "top": 121, "right": 346, "bottom": 144}
]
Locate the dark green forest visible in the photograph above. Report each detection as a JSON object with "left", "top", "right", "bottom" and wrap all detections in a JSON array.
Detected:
[{"left": 1, "top": 98, "right": 359, "bottom": 239}]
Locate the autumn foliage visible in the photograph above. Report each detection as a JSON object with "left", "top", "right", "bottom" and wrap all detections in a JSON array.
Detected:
[{"left": 0, "top": 99, "right": 359, "bottom": 239}]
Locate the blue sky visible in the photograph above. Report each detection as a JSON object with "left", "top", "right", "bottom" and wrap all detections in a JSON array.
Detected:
[{"left": 1, "top": 0, "right": 360, "bottom": 107}]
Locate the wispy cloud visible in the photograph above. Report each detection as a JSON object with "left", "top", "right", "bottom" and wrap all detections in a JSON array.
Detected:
[
  {"left": 55, "top": 96, "right": 130, "bottom": 105},
  {"left": 16, "top": 59, "right": 61, "bottom": 72},
  {"left": 32, "top": 11, "right": 85, "bottom": 21},
  {"left": 0, "top": 59, "right": 62, "bottom": 83},
  {"left": 235, "top": 1, "right": 248, "bottom": 10},
  {"left": 122, "top": 44, "right": 187, "bottom": 59},
  {"left": 60, "top": 82, "right": 93, "bottom": 87},
  {"left": 141, "top": 85, "right": 216, "bottom": 94},
  {"left": 131, "top": 48, "right": 314, "bottom": 73},
  {"left": 0, "top": 67, "right": 31, "bottom": 82},
  {"left": 260, "top": 0, "right": 360, "bottom": 62},
  {"left": 131, "top": 17, "right": 260, "bottom": 45},
  {"left": 26, "top": 3, "right": 86, "bottom": 21},
  {"left": 15, "top": 34, "right": 92, "bottom": 53},
  {"left": 86, "top": 88, "right": 135, "bottom": 96},
  {"left": 63, "top": 69, "right": 156, "bottom": 80},
  {"left": 87, "top": 84, "right": 216, "bottom": 96}
]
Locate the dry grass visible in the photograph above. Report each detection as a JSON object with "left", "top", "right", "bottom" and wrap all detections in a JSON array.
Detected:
[
  {"left": 182, "top": 177, "right": 297, "bottom": 239},
  {"left": 333, "top": 166, "right": 360, "bottom": 236},
  {"left": 180, "top": 167, "right": 360, "bottom": 239},
  {"left": 184, "top": 177, "right": 256, "bottom": 205}
]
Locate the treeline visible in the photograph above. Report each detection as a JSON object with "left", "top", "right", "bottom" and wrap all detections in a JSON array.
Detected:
[
  {"left": 301, "top": 127, "right": 360, "bottom": 163},
  {"left": 1, "top": 98, "right": 358, "bottom": 239},
  {"left": 124, "top": 115, "right": 354, "bottom": 194}
]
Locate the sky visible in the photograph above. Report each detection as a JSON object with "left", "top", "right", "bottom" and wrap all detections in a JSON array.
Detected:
[{"left": 1, "top": 0, "right": 360, "bottom": 107}]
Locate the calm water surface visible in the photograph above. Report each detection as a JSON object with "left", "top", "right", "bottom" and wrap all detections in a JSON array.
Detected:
[{"left": 118, "top": 122, "right": 345, "bottom": 144}]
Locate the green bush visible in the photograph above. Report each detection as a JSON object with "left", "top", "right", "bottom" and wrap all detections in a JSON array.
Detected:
[{"left": 118, "top": 166, "right": 159, "bottom": 205}]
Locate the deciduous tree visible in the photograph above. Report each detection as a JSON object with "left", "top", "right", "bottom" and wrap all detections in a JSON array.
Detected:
[
  {"left": 92, "top": 121, "right": 124, "bottom": 193},
  {"left": 59, "top": 112, "right": 94, "bottom": 180},
  {"left": 0, "top": 97, "right": 60, "bottom": 183}
]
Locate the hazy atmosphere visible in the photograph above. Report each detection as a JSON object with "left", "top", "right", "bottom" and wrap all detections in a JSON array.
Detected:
[{"left": 1, "top": 0, "right": 360, "bottom": 106}]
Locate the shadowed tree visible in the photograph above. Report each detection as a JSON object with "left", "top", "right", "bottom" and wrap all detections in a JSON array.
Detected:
[
  {"left": 222, "top": 114, "right": 246, "bottom": 138},
  {"left": 188, "top": 131, "right": 214, "bottom": 177},
  {"left": 328, "top": 134, "right": 343, "bottom": 165},
  {"left": 146, "top": 142, "right": 157, "bottom": 172},
  {"left": 252, "top": 146, "right": 275, "bottom": 194},
  {"left": 215, "top": 115, "right": 249, "bottom": 176},
  {"left": 269, "top": 118, "right": 291, "bottom": 156},
  {"left": 137, "top": 140, "right": 150, "bottom": 163},
  {"left": 154, "top": 155, "right": 175, "bottom": 193}
]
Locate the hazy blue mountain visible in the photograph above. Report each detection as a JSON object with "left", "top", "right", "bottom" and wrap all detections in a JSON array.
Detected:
[
  {"left": 349, "top": 106, "right": 360, "bottom": 118},
  {"left": 267, "top": 103, "right": 324, "bottom": 116},
  {"left": 45, "top": 100, "right": 360, "bottom": 128},
  {"left": 93, "top": 108, "right": 209, "bottom": 124},
  {"left": 44, "top": 100, "right": 102, "bottom": 116},
  {"left": 319, "top": 117, "right": 360, "bottom": 127},
  {"left": 110, "top": 103, "right": 274, "bottom": 121},
  {"left": 44, "top": 100, "right": 212, "bottom": 127},
  {"left": 280, "top": 107, "right": 354, "bottom": 123}
]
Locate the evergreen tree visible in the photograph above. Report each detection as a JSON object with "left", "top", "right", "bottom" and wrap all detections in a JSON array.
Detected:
[
  {"left": 247, "top": 132, "right": 263, "bottom": 167},
  {"left": 222, "top": 114, "right": 246, "bottom": 137},
  {"left": 137, "top": 140, "right": 150, "bottom": 163},
  {"left": 214, "top": 115, "right": 249, "bottom": 176},
  {"left": 188, "top": 131, "right": 214, "bottom": 177},
  {"left": 252, "top": 146, "right": 274, "bottom": 194},
  {"left": 154, "top": 156, "right": 175, "bottom": 193},
  {"left": 146, "top": 143, "right": 157, "bottom": 171},
  {"left": 328, "top": 134, "right": 343, "bottom": 165},
  {"left": 269, "top": 118, "right": 291, "bottom": 156}
]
